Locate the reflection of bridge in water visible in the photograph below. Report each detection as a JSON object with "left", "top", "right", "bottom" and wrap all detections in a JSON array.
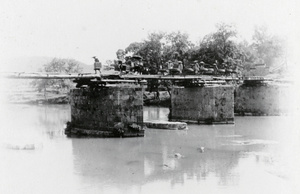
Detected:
[{"left": 70, "top": 115, "right": 287, "bottom": 191}]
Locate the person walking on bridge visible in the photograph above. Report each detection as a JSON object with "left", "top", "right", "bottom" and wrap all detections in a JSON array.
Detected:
[
  {"left": 193, "top": 60, "right": 200, "bottom": 74},
  {"left": 93, "top": 56, "right": 102, "bottom": 74},
  {"left": 178, "top": 61, "right": 183, "bottom": 74}
]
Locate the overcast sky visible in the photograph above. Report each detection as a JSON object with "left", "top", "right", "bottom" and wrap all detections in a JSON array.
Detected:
[{"left": 0, "top": 0, "right": 299, "bottom": 66}]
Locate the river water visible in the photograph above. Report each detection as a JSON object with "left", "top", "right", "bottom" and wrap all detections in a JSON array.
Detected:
[{"left": 0, "top": 104, "right": 299, "bottom": 194}]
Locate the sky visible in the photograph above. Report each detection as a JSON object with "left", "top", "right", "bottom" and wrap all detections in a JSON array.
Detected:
[{"left": 0, "top": 0, "right": 299, "bottom": 66}]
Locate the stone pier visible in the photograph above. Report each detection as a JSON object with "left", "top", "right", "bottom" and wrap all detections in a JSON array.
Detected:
[
  {"left": 235, "top": 82, "right": 292, "bottom": 115},
  {"left": 65, "top": 85, "right": 144, "bottom": 137},
  {"left": 170, "top": 85, "right": 234, "bottom": 124}
]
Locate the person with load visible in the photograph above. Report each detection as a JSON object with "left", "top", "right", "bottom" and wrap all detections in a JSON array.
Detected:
[
  {"left": 217, "top": 62, "right": 226, "bottom": 75},
  {"left": 169, "top": 60, "right": 181, "bottom": 75},
  {"left": 131, "top": 55, "right": 143, "bottom": 74},
  {"left": 199, "top": 61, "right": 206, "bottom": 74},
  {"left": 212, "top": 60, "right": 219, "bottom": 75},
  {"left": 193, "top": 60, "right": 200, "bottom": 74},
  {"left": 92, "top": 56, "right": 102, "bottom": 74},
  {"left": 178, "top": 61, "right": 183, "bottom": 74},
  {"left": 168, "top": 60, "right": 173, "bottom": 70}
]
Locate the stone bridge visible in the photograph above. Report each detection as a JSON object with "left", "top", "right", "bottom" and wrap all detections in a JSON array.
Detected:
[{"left": 1, "top": 72, "right": 292, "bottom": 137}]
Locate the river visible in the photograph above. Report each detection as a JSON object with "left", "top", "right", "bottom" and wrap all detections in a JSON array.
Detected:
[{"left": 0, "top": 104, "right": 299, "bottom": 194}]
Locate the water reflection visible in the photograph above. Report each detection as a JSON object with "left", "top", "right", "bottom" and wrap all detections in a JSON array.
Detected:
[
  {"left": 71, "top": 113, "right": 299, "bottom": 193},
  {"left": 0, "top": 104, "right": 299, "bottom": 194},
  {"left": 0, "top": 104, "right": 70, "bottom": 141},
  {"left": 0, "top": 104, "right": 77, "bottom": 194},
  {"left": 143, "top": 106, "right": 169, "bottom": 121},
  {"left": 35, "top": 104, "right": 70, "bottom": 138}
]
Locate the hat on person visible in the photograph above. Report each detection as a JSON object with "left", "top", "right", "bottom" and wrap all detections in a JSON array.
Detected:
[
  {"left": 200, "top": 61, "right": 204, "bottom": 64},
  {"left": 178, "top": 61, "right": 182, "bottom": 64},
  {"left": 132, "top": 55, "right": 143, "bottom": 60}
]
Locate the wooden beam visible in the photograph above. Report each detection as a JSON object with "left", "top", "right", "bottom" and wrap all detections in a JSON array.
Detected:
[
  {"left": 0, "top": 72, "right": 100, "bottom": 79},
  {"left": 1, "top": 71, "right": 239, "bottom": 81}
]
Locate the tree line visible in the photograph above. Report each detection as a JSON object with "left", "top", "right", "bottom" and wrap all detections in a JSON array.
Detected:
[
  {"left": 116, "top": 23, "right": 286, "bottom": 75},
  {"left": 31, "top": 58, "right": 83, "bottom": 93},
  {"left": 31, "top": 23, "right": 286, "bottom": 93}
]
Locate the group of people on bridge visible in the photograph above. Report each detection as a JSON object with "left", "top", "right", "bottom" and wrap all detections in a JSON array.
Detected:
[
  {"left": 93, "top": 55, "right": 239, "bottom": 76},
  {"left": 178, "top": 60, "right": 239, "bottom": 76}
]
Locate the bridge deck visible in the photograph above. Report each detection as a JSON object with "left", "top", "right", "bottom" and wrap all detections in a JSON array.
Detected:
[{"left": 1, "top": 72, "right": 239, "bottom": 81}]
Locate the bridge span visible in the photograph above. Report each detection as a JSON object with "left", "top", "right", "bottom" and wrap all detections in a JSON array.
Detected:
[
  {"left": 1, "top": 71, "right": 238, "bottom": 81},
  {"left": 1, "top": 71, "right": 291, "bottom": 137}
]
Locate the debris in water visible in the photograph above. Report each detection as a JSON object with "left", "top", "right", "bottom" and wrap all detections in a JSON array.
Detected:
[
  {"left": 3, "top": 143, "right": 35, "bottom": 150},
  {"left": 230, "top": 139, "right": 278, "bottom": 146},
  {"left": 197, "top": 147, "right": 205, "bottom": 153},
  {"left": 23, "top": 144, "right": 35, "bottom": 150},
  {"left": 174, "top": 153, "right": 183, "bottom": 158}
]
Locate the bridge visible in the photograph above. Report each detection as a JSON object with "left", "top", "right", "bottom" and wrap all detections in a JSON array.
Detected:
[
  {"left": 1, "top": 71, "right": 240, "bottom": 87},
  {"left": 1, "top": 71, "right": 291, "bottom": 137},
  {"left": 1, "top": 71, "right": 238, "bottom": 80}
]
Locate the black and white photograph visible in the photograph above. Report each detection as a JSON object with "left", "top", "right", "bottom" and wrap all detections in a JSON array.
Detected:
[{"left": 0, "top": 0, "right": 299, "bottom": 193}]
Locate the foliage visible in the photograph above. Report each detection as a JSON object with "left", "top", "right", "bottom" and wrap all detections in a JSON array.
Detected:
[
  {"left": 251, "top": 25, "right": 286, "bottom": 67},
  {"left": 120, "top": 23, "right": 286, "bottom": 75},
  {"left": 124, "top": 31, "right": 193, "bottom": 69},
  {"left": 138, "top": 32, "right": 165, "bottom": 69},
  {"left": 116, "top": 49, "right": 126, "bottom": 61},
  {"left": 31, "top": 58, "right": 83, "bottom": 93},
  {"left": 237, "top": 40, "right": 257, "bottom": 63},
  {"left": 196, "top": 23, "right": 245, "bottom": 66},
  {"left": 124, "top": 32, "right": 165, "bottom": 70},
  {"left": 164, "top": 31, "right": 194, "bottom": 62},
  {"left": 125, "top": 42, "right": 144, "bottom": 55}
]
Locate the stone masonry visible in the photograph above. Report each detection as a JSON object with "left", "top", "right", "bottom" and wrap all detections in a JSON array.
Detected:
[
  {"left": 66, "top": 85, "right": 144, "bottom": 137},
  {"left": 170, "top": 85, "right": 234, "bottom": 124},
  {"left": 235, "top": 83, "right": 292, "bottom": 115}
]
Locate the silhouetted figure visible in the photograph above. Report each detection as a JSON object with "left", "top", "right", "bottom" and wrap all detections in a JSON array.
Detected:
[
  {"left": 92, "top": 56, "right": 101, "bottom": 74},
  {"left": 212, "top": 60, "right": 219, "bottom": 75},
  {"left": 178, "top": 61, "right": 183, "bottom": 74},
  {"left": 193, "top": 61, "right": 199, "bottom": 74},
  {"left": 93, "top": 56, "right": 99, "bottom": 63}
]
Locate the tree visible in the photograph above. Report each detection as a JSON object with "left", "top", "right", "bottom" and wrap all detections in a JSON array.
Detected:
[
  {"left": 133, "top": 32, "right": 165, "bottom": 70},
  {"left": 237, "top": 40, "right": 257, "bottom": 63},
  {"left": 31, "top": 58, "right": 83, "bottom": 93},
  {"left": 251, "top": 25, "right": 286, "bottom": 67},
  {"left": 164, "top": 31, "right": 194, "bottom": 63},
  {"left": 196, "top": 23, "right": 245, "bottom": 66},
  {"left": 116, "top": 49, "right": 126, "bottom": 61},
  {"left": 125, "top": 42, "right": 144, "bottom": 55},
  {"left": 124, "top": 31, "right": 194, "bottom": 70}
]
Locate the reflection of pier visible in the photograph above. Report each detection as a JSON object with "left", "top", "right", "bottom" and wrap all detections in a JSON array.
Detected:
[
  {"left": 70, "top": 124, "right": 245, "bottom": 189},
  {"left": 70, "top": 115, "right": 287, "bottom": 189},
  {"left": 36, "top": 105, "right": 71, "bottom": 138}
]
